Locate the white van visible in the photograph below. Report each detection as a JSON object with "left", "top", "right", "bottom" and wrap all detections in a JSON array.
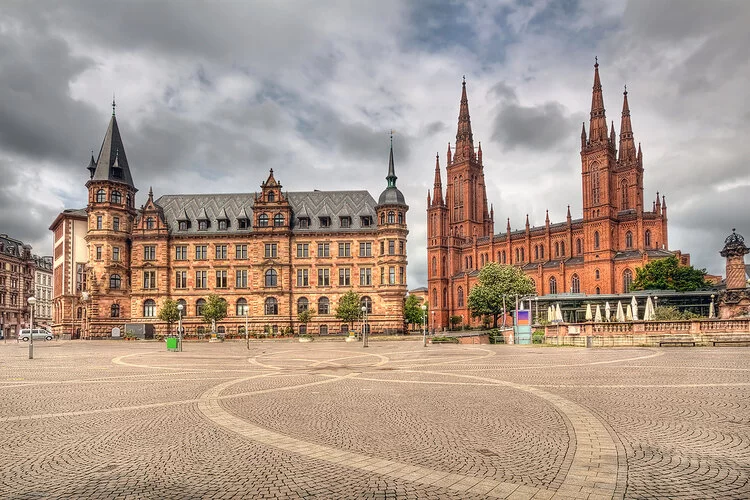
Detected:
[{"left": 19, "top": 329, "right": 53, "bottom": 341}]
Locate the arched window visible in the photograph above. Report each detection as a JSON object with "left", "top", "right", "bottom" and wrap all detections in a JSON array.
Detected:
[
  {"left": 621, "top": 179, "right": 629, "bottom": 210},
  {"left": 576, "top": 238, "right": 582, "bottom": 255},
  {"left": 502, "top": 250, "right": 506, "bottom": 264},
  {"left": 442, "top": 257, "right": 446, "bottom": 275},
  {"left": 273, "top": 213, "right": 285, "bottom": 227},
  {"left": 594, "top": 231, "right": 600, "bottom": 249},
  {"left": 196, "top": 299, "right": 206, "bottom": 316},
  {"left": 109, "top": 274, "right": 121, "bottom": 289},
  {"left": 623, "top": 269, "right": 633, "bottom": 293},
  {"left": 457, "top": 287, "right": 464, "bottom": 308},
  {"left": 595, "top": 286, "right": 600, "bottom": 294},
  {"left": 549, "top": 277, "right": 557, "bottom": 294},
  {"left": 126, "top": 194, "right": 132, "bottom": 207},
  {"left": 561, "top": 241, "right": 566, "bottom": 257},
  {"left": 177, "top": 299, "right": 187, "bottom": 316},
  {"left": 398, "top": 212, "right": 404, "bottom": 224},
  {"left": 361, "top": 296, "right": 372, "bottom": 314},
  {"left": 625, "top": 231, "right": 633, "bottom": 249},
  {"left": 432, "top": 288, "right": 437, "bottom": 307},
  {"left": 530, "top": 278, "right": 536, "bottom": 291},
  {"left": 318, "top": 297, "right": 330, "bottom": 315},
  {"left": 591, "top": 164, "right": 600, "bottom": 204},
  {"left": 571, "top": 274, "right": 580, "bottom": 294},
  {"left": 645, "top": 230, "right": 651, "bottom": 248},
  {"left": 258, "top": 214, "right": 269, "bottom": 227},
  {"left": 96, "top": 189, "right": 106, "bottom": 203},
  {"left": 515, "top": 248, "right": 519, "bottom": 262},
  {"left": 268, "top": 191, "right": 275, "bottom": 202},
  {"left": 143, "top": 299, "right": 156, "bottom": 317},
  {"left": 111, "top": 190, "right": 122, "bottom": 204},
  {"left": 555, "top": 242, "right": 559, "bottom": 257},
  {"left": 146, "top": 217, "right": 155, "bottom": 229},
  {"left": 380, "top": 213, "right": 385, "bottom": 225},
  {"left": 76, "top": 307, "right": 83, "bottom": 319},
  {"left": 432, "top": 257, "right": 437, "bottom": 276},
  {"left": 521, "top": 248, "right": 525, "bottom": 261},
  {"left": 442, "top": 287, "right": 447, "bottom": 308},
  {"left": 111, "top": 304, "right": 120, "bottom": 317},
  {"left": 265, "top": 297, "right": 278, "bottom": 315},
  {"left": 387, "top": 211, "right": 395, "bottom": 223},
  {"left": 297, "top": 297, "right": 308, "bottom": 314},
  {"left": 236, "top": 298, "right": 248, "bottom": 316},
  {"left": 595, "top": 269, "right": 600, "bottom": 280},
  {"left": 319, "top": 324, "right": 328, "bottom": 335},
  {"left": 535, "top": 246, "right": 539, "bottom": 260},
  {"left": 265, "top": 269, "right": 278, "bottom": 287}
]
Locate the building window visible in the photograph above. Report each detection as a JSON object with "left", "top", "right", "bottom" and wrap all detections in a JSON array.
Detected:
[
  {"left": 457, "top": 287, "right": 464, "bottom": 308},
  {"left": 113, "top": 217, "right": 120, "bottom": 231},
  {"left": 297, "top": 297, "right": 308, "bottom": 314},
  {"left": 398, "top": 212, "right": 404, "bottom": 224},
  {"left": 109, "top": 274, "right": 121, "bottom": 289},
  {"left": 236, "top": 298, "right": 248, "bottom": 316},
  {"left": 175, "top": 246, "right": 187, "bottom": 260},
  {"left": 298, "top": 217, "right": 309, "bottom": 229},
  {"left": 625, "top": 231, "right": 633, "bottom": 249},
  {"left": 267, "top": 191, "right": 275, "bottom": 202},
  {"left": 319, "top": 216, "right": 330, "bottom": 228},
  {"left": 340, "top": 216, "right": 351, "bottom": 228},
  {"left": 265, "top": 243, "right": 277, "bottom": 258},
  {"left": 96, "top": 216, "right": 102, "bottom": 230},
  {"left": 645, "top": 230, "right": 651, "bottom": 248},
  {"left": 111, "top": 304, "right": 120, "bottom": 318},
  {"left": 318, "top": 268, "right": 330, "bottom": 286},
  {"left": 274, "top": 214, "right": 285, "bottom": 227},
  {"left": 594, "top": 231, "right": 600, "bottom": 249},
  {"left": 361, "top": 216, "right": 372, "bottom": 227},
  {"left": 112, "top": 247, "right": 120, "bottom": 261},
  {"left": 218, "top": 220, "right": 228, "bottom": 231},
  {"left": 576, "top": 238, "right": 582, "bottom": 255},
  {"left": 360, "top": 268, "right": 372, "bottom": 286},
  {"left": 339, "top": 242, "right": 351, "bottom": 257},
  {"left": 320, "top": 324, "right": 329, "bottom": 335},
  {"left": 339, "top": 268, "right": 350, "bottom": 286},
  {"left": 399, "top": 241, "right": 404, "bottom": 255},
  {"left": 361, "top": 296, "right": 372, "bottom": 314},
  {"left": 144, "top": 245, "right": 156, "bottom": 261},
  {"left": 236, "top": 244, "right": 248, "bottom": 259},
  {"left": 621, "top": 179, "right": 629, "bottom": 210},
  {"left": 317, "top": 243, "right": 330, "bottom": 257},
  {"left": 296, "top": 269, "right": 309, "bottom": 287},
  {"left": 96, "top": 189, "right": 106, "bottom": 203},
  {"left": 143, "top": 299, "right": 156, "bottom": 317},
  {"left": 389, "top": 266, "right": 395, "bottom": 285},
  {"left": 143, "top": 271, "right": 156, "bottom": 289},
  {"left": 400, "top": 266, "right": 404, "bottom": 284},
  {"left": 196, "top": 271, "right": 207, "bottom": 288},
  {"left": 555, "top": 242, "right": 559, "bottom": 257},
  {"left": 318, "top": 297, "right": 329, "bottom": 315},
  {"left": 432, "top": 288, "right": 437, "bottom": 306},
  {"left": 234, "top": 269, "right": 247, "bottom": 288},
  {"left": 265, "top": 269, "right": 278, "bottom": 287},
  {"left": 623, "top": 269, "right": 633, "bottom": 293},
  {"left": 297, "top": 243, "right": 309, "bottom": 258},
  {"left": 265, "top": 297, "right": 278, "bottom": 315},
  {"left": 258, "top": 214, "right": 268, "bottom": 227},
  {"left": 549, "top": 277, "right": 557, "bottom": 294},
  {"left": 561, "top": 241, "right": 565, "bottom": 257},
  {"left": 595, "top": 286, "right": 600, "bottom": 295},
  {"left": 198, "top": 220, "right": 208, "bottom": 231},
  {"left": 146, "top": 217, "right": 155, "bottom": 229},
  {"left": 196, "top": 299, "right": 206, "bottom": 316},
  {"left": 571, "top": 274, "right": 580, "bottom": 294},
  {"left": 535, "top": 246, "right": 539, "bottom": 260},
  {"left": 76, "top": 263, "right": 87, "bottom": 291},
  {"left": 387, "top": 211, "right": 395, "bottom": 223},
  {"left": 380, "top": 213, "right": 385, "bottom": 225},
  {"left": 216, "top": 270, "right": 227, "bottom": 288},
  {"left": 360, "top": 242, "right": 371, "bottom": 257},
  {"left": 179, "top": 221, "right": 188, "bottom": 231},
  {"left": 175, "top": 271, "right": 187, "bottom": 289},
  {"left": 388, "top": 240, "right": 395, "bottom": 255},
  {"left": 539, "top": 246, "right": 543, "bottom": 260},
  {"left": 195, "top": 245, "right": 207, "bottom": 260},
  {"left": 238, "top": 218, "right": 249, "bottom": 229},
  {"left": 591, "top": 166, "right": 600, "bottom": 204},
  {"left": 595, "top": 269, "right": 600, "bottom": 280},
  {"left": 96, "top": 246, "right": 102, "bottom": 260},
  {"left": 431, "top": 257, "right": 437, "bottom": 276},
  {"left": 110, "top": 190, "right": 121, "bottom": 204},
  {"left": 215, "top": 245, "right": 227, "bottom": 259}
]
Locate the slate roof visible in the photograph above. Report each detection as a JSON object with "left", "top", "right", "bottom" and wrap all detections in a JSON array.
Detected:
[
  {"left": 0, "top": 234, "right": 31, "bottom": 259},
  {"left": 155, "top": 190, "right": 380, "bottom": 235},
  {"left": 91, "top": 114, "right": 136, "bottom": 189}
]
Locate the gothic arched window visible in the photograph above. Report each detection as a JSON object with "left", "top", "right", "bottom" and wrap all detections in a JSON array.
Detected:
[
  {"left": 645, "top": 230, "right": 651, "bottom": 248},
  {"left": 625, "top": 231, "right": 633, "bottom": 249},
  {"left": 576, "top": 238, "right": 582, "bottom": 255},
  {"left": 621, "top": 179, "right": 629, "bottom": 210},
  {"left": 594, "top": 231, "right": 600, "bottom": 249},
  {"left": 442, "top": 287, "right": 447, "bottom": 308},
  {"left": 457, "top": 287, "right": 464, "bottom": 308},
  {"left": 571, "top": 274, "right": 580, "bottom": 294},
  {"left": 591, "top": 164, "right": 601, "bottom": 204},
  {"left": 555, "top": 242, "right": 560, "bottom": 257},
  {"left": 595, "top": 269, "right": 600, "bottom": 280},
  {"left": 549, "top": 276, "right": 557, "bottom": 294},
  {"left": 535, "top": 246, "right": 539, "bottom": 260},
  {"left": 623, "top": 269, "right": 633, "bottom": 293},
  {"left": 432, "top": 257, "right": 437, "bottom": 276},
  {"left": 561, "top": 241, "right": 565, "bottom": 256}
]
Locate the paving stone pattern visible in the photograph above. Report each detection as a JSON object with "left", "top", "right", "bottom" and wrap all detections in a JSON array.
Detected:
[{"left": 1, "top": 340, "right": 749, "bottom": 499}]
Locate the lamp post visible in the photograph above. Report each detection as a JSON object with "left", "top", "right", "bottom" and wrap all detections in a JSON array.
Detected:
[
  {"left": 431, "top": 310, "right": 435, "bottom": 335},
  {"left": 245, "top": 308, "right": 249, "bottom": 350},
  {"left": 27, "top": 296, "right": 36, "bottom": 360},
  {"left": 534, "top": 297, "right": 539, "bottom": 325},
  {"left": 421, "top": 304, "right": 427, "bottom": 347},
  {"left": 81, "top": 291, "right": 90, "bottom": 340},
  {"left": 654, "top": 296, "right": 659, "bottom": 316},
  {"left": 361, "top": 305, "right": 368, "bottom": 348},
  {"left": 177, "top": 303, "right": 184, "bottom": 352}
]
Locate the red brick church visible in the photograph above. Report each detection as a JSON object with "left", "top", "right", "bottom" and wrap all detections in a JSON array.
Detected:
[{"left": 426, "top": 62, "right": 690, "bottom": 329}]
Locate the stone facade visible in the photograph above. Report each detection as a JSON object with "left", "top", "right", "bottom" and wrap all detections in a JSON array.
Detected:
[
  {"left": 49, "top": 209, "right": 89, "bottom": 338},
  {"left": 718, "top": 229, "right": 750, "bottom": 318},
  {"left": 0, "top": 234, "right": 35, "bottom": 338},
  {"left": 32, "top": 255, "right": 53, "bottom": 326},
  {"left": 52, "top": 110, "right": 409, "bottom": 338},
  {"left": 427, "top": 64, "right": 690, "bottom": 329}
]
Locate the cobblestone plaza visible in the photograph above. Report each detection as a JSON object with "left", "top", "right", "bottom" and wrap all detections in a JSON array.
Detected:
[{"left": 1, "top": 340, "right": 748, "bottom": 499}]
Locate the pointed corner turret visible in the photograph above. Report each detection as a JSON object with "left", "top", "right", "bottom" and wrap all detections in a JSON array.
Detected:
[
  {"left": 148, "top": 186, "right": 154, "bottom": 202},
  {"left": 525, "top": 214, "right": 530, "bottom": 229},
  {"left": 87, "top": 151, "right": 96, "bottom": 179},
  {"left": 610, "top": 120, "right": 616, "bottom": 144},
  {"left": 545, "top": 209, "right": 550, "bottom": 227},
  {"left": 432, "top": 152, "right": 444, "bottom": 206},
  {"left": 477, "top": 141, "right": 483, "bottom": 165},
  {"left": 580, "top": 122, "right": 587, "bottom": 149},
  {"left": 453, "top": 78, "right": 475, "bottom": 163},
  {"left": 506, "top": 218, "right": 511, "bottom": 233},
  {"left": 618, "top": 86, "right": 637, "bottom": 162},
  {"left": 588, "top": 58, "right": 608, "bottom": 144},
  {"left": 446, "top": 142, "right": 452, "bottom": 165},
  {"left": 567, "top": 205, "right": 572, "bottom": 221},
  {"left": 89, "top": 104, "right": 136, "bottom": 192}
]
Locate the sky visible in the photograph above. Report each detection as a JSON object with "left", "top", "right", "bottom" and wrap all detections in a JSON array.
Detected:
[{"left": 1, "top": 0, "right": 748, "bottom": 287}]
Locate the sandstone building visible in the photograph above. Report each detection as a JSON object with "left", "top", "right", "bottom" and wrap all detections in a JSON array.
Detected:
[
  {"left": 427, "top": 63, "right": 689, "bottom": 329},
  {"left": 51, "top": 107, "right": 408, "bottom": 337},
  {"left": 0, "top": 234, "right": 36, "bottom": 338},
  {"left": 33, "top": 255, "right": 53, "bottom": 326}
]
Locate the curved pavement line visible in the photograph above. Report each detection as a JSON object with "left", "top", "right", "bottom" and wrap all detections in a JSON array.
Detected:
[
  {"left": 113, "top": 352, "right": 278, "bottom": 372},
  {"left": 249, "top": 350, "right": 390, "bottom": 371},
  {"left": 197, "top": 374, "right": 549, "bottom": 499}
]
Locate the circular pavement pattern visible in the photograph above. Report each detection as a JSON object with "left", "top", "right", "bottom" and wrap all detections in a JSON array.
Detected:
[{"left": 1, "top": 340, "right": 749, "bottom": 499}]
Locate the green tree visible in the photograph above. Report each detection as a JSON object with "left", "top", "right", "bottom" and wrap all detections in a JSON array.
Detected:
[
  {"left": 298, "top": 308, "right": 316, "bottom": 334},
  {"left": 202, "top": 294, "right": 228, "bottom": 331},
  {"left": 449, "top": 315, "right": 462, "bottom": 331},
  {"left": 158, "top": 298, "right": 181, "bottom": 334},
  {"left": 467, "top": 263, "right": 536, "bottom": 328},
  {"left": 335, "top": 291, "right": 361, "bottom": 330},
  {"left": 632, "top": 256, "right": 710, "bottom": 292},
  {"left": 404, "top": 295, "right": 426, "bottom": 330}
]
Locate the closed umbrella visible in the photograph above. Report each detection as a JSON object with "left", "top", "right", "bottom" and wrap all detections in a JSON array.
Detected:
[
  {"left": 631, "top": 296, "right": 639, "bottom": 321},
  {"left": 555, "top": 303, "right": 563, "bottom": 322},
  {"left": 645, "top": 297, "right": 654, "bottom": 320},
  {"left": 709, "top": 301, "right": 715, "bottom": 319},
  {"left": 605, "top": 302, "right": 611, "bottom": 322},
  {"left": 547, "top": 306, "right": 553, "bottom": 322},
  {"left": 595, "top": 304, "right": 602, "bottom": 323},
  {"left": 616, "top": 301, "right": 625, "bottom": 322},
  {"left": 626, "top": 304, "right": 633, "bottom": 321},
  {"left": 585, "top": 303, "right": 593, "bottom": 321}
]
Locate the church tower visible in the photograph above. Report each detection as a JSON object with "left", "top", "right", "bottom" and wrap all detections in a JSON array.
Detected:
[{"left": 84, "top": 101, "right": 138, "bottom": 335}]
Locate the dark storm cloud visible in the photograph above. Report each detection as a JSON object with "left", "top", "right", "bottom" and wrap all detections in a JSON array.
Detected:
[{"left": 490, "top": 81, "right": 583, "bottom": 152}]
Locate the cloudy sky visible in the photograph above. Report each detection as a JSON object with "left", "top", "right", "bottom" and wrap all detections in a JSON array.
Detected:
[{"left": 1, "top": 0, "right": 748, "bottom": 286}]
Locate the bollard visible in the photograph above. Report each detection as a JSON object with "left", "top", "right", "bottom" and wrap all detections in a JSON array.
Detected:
[{"left": 586, "top": 336, "right": 593, "bottom": 348}]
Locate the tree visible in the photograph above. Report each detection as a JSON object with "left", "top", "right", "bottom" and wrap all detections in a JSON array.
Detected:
[
  {"left": 298, "top": 308, "right": 316, "bottom": 334},
  {"left": 449, "top": 315, "right": 462, "bottom": 331},
  {"left": 335, "top": 291, "right": 361, "bottom": 330},
  {"left": 467, "top": 263, "right": 536, "bottom": 329},
  {"left": 632, "top": 256, "right": 710, "bottom": 292},
  {"left": 404, "top": 295, "right": 426, "bottom": 330},
  {"left": 158, "top": 298, "right": 181, "bottom": 334},
  {"left": 202, "top": 294, "right": 228, "bottom": 331}
]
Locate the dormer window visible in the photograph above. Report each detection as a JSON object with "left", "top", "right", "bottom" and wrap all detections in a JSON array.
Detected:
[
  {"left": 298, "top": 217, "right": 309, "bottom": 229},
  {"left": 360, "top": 216, "right": 372, "bottom": 227},
  {"left": 112, "top": 167, "right": 123, "bottom": 179},
  {"left": 274, "top": 213, "right": 285, "bottom": 227},
  {"left": 198, "top": 220, "right": 209, "bottom": 231},
  {"left": 340, "top": 216, "right": 351, "bottom": 228},
  {"left": 320, "top": 216, "right": 331, "bottom": 228},
  {"left": 258, "top": 214, "right": 269, "bottom": 227},
  {"left": 146, "top": 217, "right": 155, "bottom": 229},
  {"left": 268, "top": 191, "right": 275, "bottom": 202},
  {"left": 238, "top": 219, "right": 249, "bottom": 230},
  {"left": 179, "top": 221, "right": 188, "bottom": 231},
  {"left": 218, "top": 220, "right": 228, "bottom": 231}
]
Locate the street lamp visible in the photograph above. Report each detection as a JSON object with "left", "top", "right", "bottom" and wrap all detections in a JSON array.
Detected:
[
  {"left": 245, "top": 307, "right": 249, "bottom": 350},
  {"left": 81, "top": 291, "right": 90, "bottom": 340},
  {"left": 421, "top": 304, "right": 427, "bottom": 347},
  {"left": 27, "top": 296, "right": 36, "bottom": 360},
  {"left": 177, "top": 303, "right": 184, "bottom": 352},
  {"left": 361, "top": 305, "right": 368, "bottom": 348},
  {"left": 431, "top": 310, "right": 435, "bottom": 335}
]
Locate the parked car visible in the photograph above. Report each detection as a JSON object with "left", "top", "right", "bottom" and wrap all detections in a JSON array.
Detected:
[{"left": 19, "top": 329, "right": 53, "bottom": 342}]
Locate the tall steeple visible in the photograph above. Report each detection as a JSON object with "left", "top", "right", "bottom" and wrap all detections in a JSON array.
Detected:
[
  {"left": 588, "top": 58, "right": 608, "bottom": 144},
  {"left": 432, "top": 153, "right": 444, "bottom": 206},
  {"left": 90, "top": 108, "right": 136, "bottom": 190},
  {"left": 453, "top": 77, "right": 475, "bottom": 163},
  {"left": 377, "top": 135, "right": 406, "bottom": 207},
  {"left": 618, "top": 87, "right": 637, "bottom": 162},
  {"left": 386, "top": 133, "right": 397, "bottom": 188}
]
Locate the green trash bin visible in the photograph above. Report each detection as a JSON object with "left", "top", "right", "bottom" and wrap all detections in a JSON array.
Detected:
[{"left": 166, "top": 337, "right": 179, "bottom": 352}]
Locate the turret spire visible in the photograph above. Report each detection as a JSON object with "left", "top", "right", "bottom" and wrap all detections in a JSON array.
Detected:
[
  {"left": 588, "top": 58, "right": 608, "bottom": 143},
  {"left": 618, "top": 87, "right": 637, "bottom": 162},
  {"left": 432, "top": 153, "right": 444, "bottom": 205},
  {"left": 386, "top": 135, "right": 397, "bottom": 188},
  {"left": 90, "top": 105, "right": 136, "bottom": 190},
  {"left": 580, "top": 122, "right": 587, "bottom": 148},
  {"left": 87, "top": 150, "right": 96, "bottom": 179},
  {"left": 453, "top": 78, "right": 475, "bottom": 163}
]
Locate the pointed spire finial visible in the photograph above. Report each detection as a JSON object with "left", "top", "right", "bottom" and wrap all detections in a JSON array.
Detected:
[
  {"left": 595, "top": 56, "right": 598, "bottom": 67},
  {"left": 148, "top": 186, "right": 153, "bottom": 200},
  {"left": 454, "top": 77, "right": 475, "bottom": 162},
  {"left": 589, "top": 58, "right": 607, "bottom": 143},
  {"left": 567, "top": 205, "right": 571, "bottom": 218},
  {"left": 112, "top": 93, "right": 116, "bottom": 116},
  {"left": 386, "top": 135, "right": 397, "bottom": 188}
]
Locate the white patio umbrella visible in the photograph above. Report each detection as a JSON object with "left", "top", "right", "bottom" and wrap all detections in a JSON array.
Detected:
[
  {"left": 555, "top": 303, "right": 563, "bottom": 322},
  {"left": 626, "top": 304, "right": 633, "bottom": 321},
  {"left": 547, "top": 306, "right": 553, "bottom": 322},
  {"left": 595, "top": 304, "right": 602, "bottom": 323},
  {"left": 709, "top": 301, "right": 715, "bottom": 319},
  {"left": 585, "top": 303, "right": 593, "bottom": 321},
  {"left": 645, "top": 297, "right": 654, "bottom": 320},
  {"left": 616, "top": 301, "right": 625, "bottom": 322},
  {"left": 605, "top": 302, "right": 611, "bottom": 322},
  {"left": 631, "top": 296, "right": 639, "bottom": 321}
]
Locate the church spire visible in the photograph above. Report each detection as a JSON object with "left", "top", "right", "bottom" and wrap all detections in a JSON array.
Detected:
[
  {"left": 618, "top": 86, "right": 637, "bottom": 162},
  {"left": 386, "top": 133, "right": 397, "bottom": 188},
  {"left": 432, "top": 153, "right": 444, "bottom": 205},
  {"left": 453, "top": 77, "right": 475, "bottom": 163},
  {"left": 588, "top": 58, "right": 608, "bottom": 144},
  {"left": 90, "top": 105, "right": 136, "bottom": 190}
]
